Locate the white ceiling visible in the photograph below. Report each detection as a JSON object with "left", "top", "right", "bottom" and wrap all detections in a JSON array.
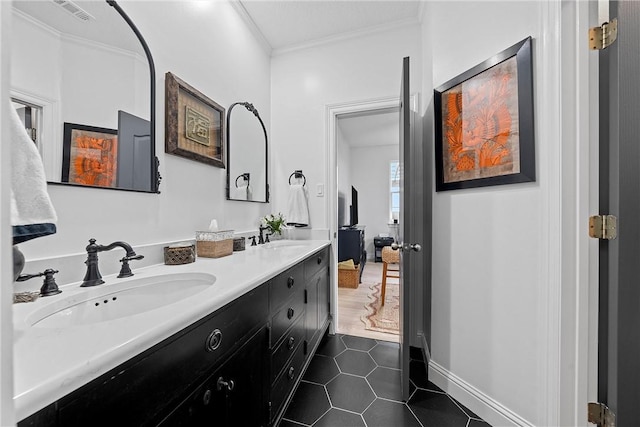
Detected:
[
  {"left": 238, "top": 0, "right": 422, "bottom": 52},
  {"left": 337, "top": 108, "right": 399, "bottom": 148}
]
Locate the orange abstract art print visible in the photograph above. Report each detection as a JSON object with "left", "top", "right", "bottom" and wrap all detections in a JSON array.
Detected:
[
  {"left": 434, "top": 37, "right": 535, "bottom": 191},
  {"left": 62, "top": 124, "right": 118, "bottom": 188}
]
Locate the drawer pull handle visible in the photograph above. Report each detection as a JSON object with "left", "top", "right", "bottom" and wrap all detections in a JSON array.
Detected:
[
  {"left": 203, "top": 389, "right": 212, "bottom": 405},
  {"left": 287, "top": 308, "right": 295, "bottom": 319},
  {"left": 288, "top": 336, "right": 295, "bottom": 350},
  {"left": 217, "top": 377, "right": 235, "bottom": 392},
  {"left": 205, "top": 329, "right": 222, "bottom": 352},
  {"left": 287, "top": 277, "right": 295, "bottom": 288},
  {"left": 317, "top": 257, "right": 322, "bottom": 265},
  {"left": 288, "top": 367, "right": 295, "bottom": 380}
]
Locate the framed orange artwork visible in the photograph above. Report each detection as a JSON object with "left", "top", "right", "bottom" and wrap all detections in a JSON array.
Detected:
[
  {"left": 434, "top": 37, "right": 535, "bottom": 191},
  {"left": 62, "top": 123, "right": 118, "bottom": 188}
]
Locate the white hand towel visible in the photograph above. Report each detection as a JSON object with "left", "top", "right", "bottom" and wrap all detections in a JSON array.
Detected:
[
  {"left": 286, "top": 184, "right": 309, "bottom": 227},
  {"left": 9, "top": 105, "right": 57, "bottom": 227},
  {"left": 231, "top": 183, "right": 248, "bottom": 200}
]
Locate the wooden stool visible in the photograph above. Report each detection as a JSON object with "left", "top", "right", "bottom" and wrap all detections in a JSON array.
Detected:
[{"left": 381, "top": 246, "right": 399, "bottom": 306}]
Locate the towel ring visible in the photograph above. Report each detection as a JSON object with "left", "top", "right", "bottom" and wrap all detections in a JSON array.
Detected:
[
  {"left": 288, "top": 170, "right": 306, "bottom": 186},
  {"left": 235, "top": 173, "right": 250, "bottom": 188}
]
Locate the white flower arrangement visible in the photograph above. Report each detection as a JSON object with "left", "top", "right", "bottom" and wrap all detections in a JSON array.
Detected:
[{"left": 261, "top": 212, "right": 286, "bottom": 235}]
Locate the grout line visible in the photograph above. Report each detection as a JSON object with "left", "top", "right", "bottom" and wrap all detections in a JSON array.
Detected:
[
  {"left": 309, "top": 406, "right": 332, "bottom": 426},
  {"left": 280, "top": 417, "right": 309, "bottom": 426},
  {"left": 405, "top": 402, "right": 425, "bottom": 427},
  {"left": 447, "top": 393, "right": 475, "bottom": 421}
]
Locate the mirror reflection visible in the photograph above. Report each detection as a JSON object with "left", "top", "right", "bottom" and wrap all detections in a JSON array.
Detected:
[
  {"left": 10, "top": 0, "right": 158, "bottom": 193},
  {"left": 226, "top": 102, "right": 268, "bottom": 202}
]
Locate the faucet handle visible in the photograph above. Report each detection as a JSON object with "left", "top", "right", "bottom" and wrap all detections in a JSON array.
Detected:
[
  {"left": 16, "top": 269, "right": 62, "bottom": 297},
  {"left": 118, "top": 254, "right": 144, "bottom": 278}
]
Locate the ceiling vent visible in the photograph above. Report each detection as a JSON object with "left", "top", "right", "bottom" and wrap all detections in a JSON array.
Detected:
[{"left": 51, "top": 0, "right": 94, "bottom": 22}]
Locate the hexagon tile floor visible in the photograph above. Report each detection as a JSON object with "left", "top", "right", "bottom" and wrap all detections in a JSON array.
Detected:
[{"left": 279, "top": 334, "right": 491, "bottom": 427}]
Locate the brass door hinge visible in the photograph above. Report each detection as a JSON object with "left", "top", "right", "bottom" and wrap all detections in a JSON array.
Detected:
[
  {"left": 589, "top": 215, "right": 617, "bottom": 240},
  {"left": 588, "top": 402, "right": 616, "bottom": 427},
  {"left": 590, "top": 18, "right": 618, "bottom": 50}
]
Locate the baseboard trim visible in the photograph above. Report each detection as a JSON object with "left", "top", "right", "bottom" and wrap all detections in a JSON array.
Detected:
[{"left": 428, "top": 361, "right": 534, "bottom": 427}]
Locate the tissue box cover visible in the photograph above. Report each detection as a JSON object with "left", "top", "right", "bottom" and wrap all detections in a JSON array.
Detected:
[{"left": 196, "top": 230, "right": 234, "bottom": 258}]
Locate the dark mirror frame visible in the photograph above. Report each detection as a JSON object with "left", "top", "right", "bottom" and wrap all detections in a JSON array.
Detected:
[
  {"left": 226, "top": 102, "right": 269, "bottom": 203},
  {"left": 48, "top": 1, "right": 161, "bottom": 193}
]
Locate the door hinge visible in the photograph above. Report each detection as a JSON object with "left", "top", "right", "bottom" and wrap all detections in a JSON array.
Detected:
[
  {"left": 589, "top": 18, "right": 618, "bottom": 50},
  {"left": 588, "top": 402, "right": 616, "bottom": 427},
  {"left": 589, "top": 215, "right": 617, "bottom": 240}
]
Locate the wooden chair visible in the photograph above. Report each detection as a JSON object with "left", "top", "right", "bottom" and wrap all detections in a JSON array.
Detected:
[{"left": 381, "top": 246, "right": 399, "bottom": 306}]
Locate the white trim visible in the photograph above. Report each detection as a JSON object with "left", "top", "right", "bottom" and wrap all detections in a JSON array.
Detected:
[
  {"left": 326, "top": 96, "right": 401, "bottom": 336},
  {"left": 272, "top": 17, "right": 420, "bottom": 57},
  {"left": 537, "top": 1, "right": 562, "bottom": 425},
  {"left": 429, "top": 361, "right": 534, "bottom": 427},
  {"left": 10, "top": 88, "right": 61, "bottom": 182},
  {"left": 231, "top": 1, "right": 273, "bottom": 56},
  {"left": 1, "top": 2, "right": 16, "bottom": 424}
]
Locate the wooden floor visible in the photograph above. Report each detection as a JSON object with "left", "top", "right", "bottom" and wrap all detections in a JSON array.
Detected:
[{"left": 336, "top": 261, "right": 400, "bottom": 343}]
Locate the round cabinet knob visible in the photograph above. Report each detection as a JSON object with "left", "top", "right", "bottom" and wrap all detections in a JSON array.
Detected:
[
  {"left": 390, "top": 242, "right": 401, "bottom": 251},
  {"left": 288, "top": 367, "right": 295, "bottom": 380},
  {"left": 287, "top": 277, "right": 295, "bottom": 288},
  {"left": 287, "top": 308, "right": 295, "bottom": 319},
  {"left": 205, "top": 329, "right": 222, "bottom": 352},
  {"left": 203, "top": 389, "right": 212, "bottom": 405},
  {"left": 287, "top": 336, "right": 295, "bottom": 350}
]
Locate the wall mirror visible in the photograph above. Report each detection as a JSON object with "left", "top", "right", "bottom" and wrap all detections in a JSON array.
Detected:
[
  {"left": 226, "top": 102, "right": 269, "bottom": 202},
  {"left": 10, "top": 0, "right": 160, "bottom": 193}
]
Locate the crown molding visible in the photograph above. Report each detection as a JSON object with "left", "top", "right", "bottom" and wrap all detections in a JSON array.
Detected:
[
  {"left": 272, "top": 16, "right": 420, "bottom": 57},
  {"left": 231, "top": 1, "right": 273, "bottom": 56}
]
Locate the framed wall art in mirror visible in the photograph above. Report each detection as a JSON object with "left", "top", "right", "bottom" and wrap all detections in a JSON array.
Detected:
[
  {"left": 9, "top": 0, "right": 160, "bottom": 193},
  {"left": 226, "top": 102, "right": 269, "bottom": 202},
  {"left": 434, "top": 36, "right": 535, "bottom": 192},
  {"left": 165, "top": 72, "right": 225, "bottom": 168}
]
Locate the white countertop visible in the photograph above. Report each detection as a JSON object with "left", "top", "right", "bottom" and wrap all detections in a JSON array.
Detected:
[{"left": 13, "top": 239, "right": 330, "bottom": 421}]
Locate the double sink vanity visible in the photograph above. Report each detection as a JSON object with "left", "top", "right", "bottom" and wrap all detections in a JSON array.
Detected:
[{"left": 14, "top": 239, "right": 331, "bottom": 426}]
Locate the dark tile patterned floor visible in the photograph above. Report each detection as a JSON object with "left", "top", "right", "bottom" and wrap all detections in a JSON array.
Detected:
[{"left": 279, "top": 334, "right": 491, "bottom": 427}]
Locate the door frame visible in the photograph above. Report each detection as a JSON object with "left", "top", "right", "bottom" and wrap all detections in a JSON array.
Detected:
[{"left": 325, "top": 94, "right": 417, "bottom": 336}]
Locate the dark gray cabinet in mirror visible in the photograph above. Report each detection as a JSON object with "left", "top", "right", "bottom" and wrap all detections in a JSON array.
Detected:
[
  {"left": 10, "top": 0, "right": 160, "bottom": 193},
  {"left": 226, "top": 102, "right": 269, "bottom": 202}
]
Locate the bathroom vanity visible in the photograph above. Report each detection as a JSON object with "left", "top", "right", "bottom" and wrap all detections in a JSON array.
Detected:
[{"left": 14, "top": 240, "right": 330, "bottom": 427}]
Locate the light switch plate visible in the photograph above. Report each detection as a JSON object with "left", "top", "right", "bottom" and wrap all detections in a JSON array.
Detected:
[{"left": 316, "top": 183, "right": 324, "bottom": 197}]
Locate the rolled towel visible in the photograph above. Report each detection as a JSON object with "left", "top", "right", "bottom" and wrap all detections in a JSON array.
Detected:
[{"left": 9, "top": 104, "right": 57, "bottom": 243}]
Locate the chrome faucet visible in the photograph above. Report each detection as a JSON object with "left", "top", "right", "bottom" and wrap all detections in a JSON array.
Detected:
[{"left": 81, "top": 238, "right": 144, "bottom": 287}]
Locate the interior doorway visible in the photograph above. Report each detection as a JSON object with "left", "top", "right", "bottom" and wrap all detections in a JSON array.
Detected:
[{"left": 327, "top": 98, "right": 401, "bottom": 343}]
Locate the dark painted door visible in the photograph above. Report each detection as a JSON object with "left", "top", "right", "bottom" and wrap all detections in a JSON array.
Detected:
[{"left": 598, "top": 1, "right": 640, "bottom": 424}]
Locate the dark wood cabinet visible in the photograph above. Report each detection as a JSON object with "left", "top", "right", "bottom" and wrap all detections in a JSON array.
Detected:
[
  {"left": 338, "top": 228, "right": 365, "bottom": 282},
  {"left": 158, "top": 326, "right": 269, "bottom": 426},
  {"left": 19, "top": 246, "right": 331, "bottom": 427}
]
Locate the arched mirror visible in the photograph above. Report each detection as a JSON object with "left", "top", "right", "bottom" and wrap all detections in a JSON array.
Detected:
[
  {"left": 226, "top": 102, "right": 268, "bottom": 202},
  {"left": 10, "top": 0, "right": 160, "bottom": 193}
]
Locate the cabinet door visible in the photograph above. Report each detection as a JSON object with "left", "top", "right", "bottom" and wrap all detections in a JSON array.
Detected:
[
  {"left": 318, "top": 267, "right": 329, "bottom": 331},
  {"left": 305, "top": 273, "right": 319, "bottom": 349},
  {"left": 159, "top": 326, "right": 268, "bottom": 427}
]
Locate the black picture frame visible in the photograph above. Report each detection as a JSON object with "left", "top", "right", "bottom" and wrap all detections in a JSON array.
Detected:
[
  {"left": 434, "top": 36, "right": 535, "bottom": 192},
  {"left": 62, "top": 123, "right": 119, "bottom": 188}
]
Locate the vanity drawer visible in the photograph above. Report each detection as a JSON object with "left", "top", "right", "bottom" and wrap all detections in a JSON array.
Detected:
[
  {"left": 271, "top": 315, "right": 305, "bottom": 384},
  {"left": 55, "top": 284, "right": 268, "bottom": 427},
  {"left": 269, "top": 263, "right": 304, "bottom": 313},
  {"left": 270, "top": 290, "right": 305, "bottom": 347},
  {"left": 270, "top": 341, "right": 305, "bottom": 422},
  {"left": 304, "top": 247, "right": 329, "bottom": 280}
]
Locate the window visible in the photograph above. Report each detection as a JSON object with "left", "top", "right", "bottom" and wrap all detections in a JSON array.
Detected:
[
  {"left": 390, "top": 160, "right": 399, "bottom": 223},
  {"left": 12, "top": 98, "right": 42, "bottom": 147}
]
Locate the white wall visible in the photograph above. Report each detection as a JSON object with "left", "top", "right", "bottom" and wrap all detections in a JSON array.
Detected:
[
  {"left": 423, "top": 1, "right": 562, "bottom": 426},
  {"left": 15, "top": 1, "right": 272, "bottom": 287},
  {"left": 350, "top": 144, "right": 397, "bottom": 258},
  {"left": 270, "top": 25, "right": 421, "bottom": 230}
]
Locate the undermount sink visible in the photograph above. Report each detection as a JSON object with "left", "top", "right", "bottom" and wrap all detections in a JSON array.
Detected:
[
  {"left": 26, "top": 273, "right": 216, "bottom": 328},
  {"left": 259, "top": 240, "right": 309, "bottom": 251}
]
